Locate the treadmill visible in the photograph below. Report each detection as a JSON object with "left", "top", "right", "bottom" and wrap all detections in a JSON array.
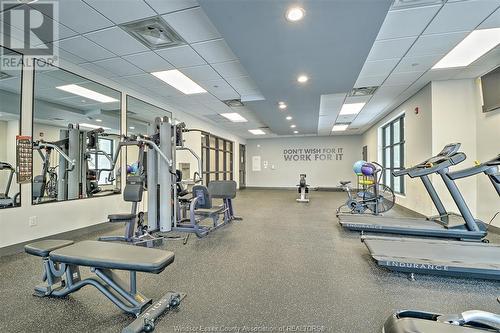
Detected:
[
  {"left": 338, "top": 143, "right": 488, "bottom": 241},
  {"left": 382, "top": 310, "right": 500, "bottom": 333},
  {"left": 362, "top": 154, "right": 500, "bottom": 280}
]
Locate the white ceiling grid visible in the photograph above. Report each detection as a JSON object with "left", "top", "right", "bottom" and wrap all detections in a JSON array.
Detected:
[
  {"left": 0, "top": 0, "right": 266, "bottom": 137},
  {"left": 347, "top": 0, "right": 500, "bottom": 134}
]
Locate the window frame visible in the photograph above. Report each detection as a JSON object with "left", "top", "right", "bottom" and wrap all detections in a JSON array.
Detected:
[
  {"left": 201, "top": 132, "right": 234, "bottom": 185},
  {"left": 381, "top": 115, "right": 405, "bottom": 195}
]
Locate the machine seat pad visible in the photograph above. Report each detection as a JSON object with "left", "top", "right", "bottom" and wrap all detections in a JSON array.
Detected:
[
  {"left": 25, "top": 239, "right": 75, "bottom": 257},
  {"left": 195, "top": 207, "right": 224, "bottom": 215},
  {"left": 49, "top": 241, "right": 174, "bottom": 273},
  {"left": 108, "top": 213, "right": 136, "bottom": 221},
  {"left": 340, "top": 181, "right": 351, "bottom": 186}
]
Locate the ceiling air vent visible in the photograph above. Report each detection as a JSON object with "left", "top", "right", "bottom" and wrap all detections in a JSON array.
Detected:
[
  {"left": 121, "top": 17, "right": 185, "bottom": 50},
  {"left": 348, "top": 86, "right": 378, "bottom": 97},
  {"left": 0, "top": 72, "right": 12, "bottom": 80},
  {"left": 223, "top": 99, "right": 244, "bottom": 107}
]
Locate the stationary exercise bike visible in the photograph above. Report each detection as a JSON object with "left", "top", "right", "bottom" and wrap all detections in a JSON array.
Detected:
[
  {"left": 296, "top": 174, "right": 310, "bottom": 203},
  {"left": 337, "top": 161, "right": 395, "bottom": 215}
]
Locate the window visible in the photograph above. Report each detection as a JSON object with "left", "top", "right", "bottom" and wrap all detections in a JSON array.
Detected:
[
  {"left": 89, "top": 138, "right": 114, "bottom": 185},
  {"left": 201, "top": 133, "right": 234, "bottom": 185},
  {"left": 381, "top": 115, "right": 405, "bottom": 194}
]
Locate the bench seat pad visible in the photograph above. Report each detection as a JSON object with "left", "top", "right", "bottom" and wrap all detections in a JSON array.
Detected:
[
  {"left": 25, "top": 240, "right": 75, "bottom": 257},
  {"left": 49, "top": 241, "right": 174, "bottom": 274}
]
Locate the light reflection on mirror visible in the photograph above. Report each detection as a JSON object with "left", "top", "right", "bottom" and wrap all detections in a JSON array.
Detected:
[
  {"left": 32, "top": 61, "right": 121, "bottom": 204},
  {"left": 0, "top": 46, "right": 22, "bottom": 209}
]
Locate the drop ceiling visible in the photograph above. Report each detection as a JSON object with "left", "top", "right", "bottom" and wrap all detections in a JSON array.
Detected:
[{"left": 0, "top": 0, "right": 499, "bottom": 139}]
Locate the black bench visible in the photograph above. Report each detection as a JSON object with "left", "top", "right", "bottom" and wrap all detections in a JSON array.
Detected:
[{"left": 25, "top": 240, "right": 184, "bottom": 332}]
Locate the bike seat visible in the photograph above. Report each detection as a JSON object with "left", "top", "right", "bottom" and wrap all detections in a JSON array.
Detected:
[{"left": 340, "top": 181, "right": 351, "bottom": 186}]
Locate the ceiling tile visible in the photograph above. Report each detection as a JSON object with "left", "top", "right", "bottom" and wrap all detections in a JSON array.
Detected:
[
  {"left": 376, "top": 5, "right": 441, "bottom": 40},
  {"left": 123, "top": 73, "right": 185, "bottom": 96},
  {"left": 383, "top": 71, "right": 423, "bottom": 86},
  {"left": 354, "top": 75, "right": 388, "bottom": 87},
  {"left": 359, "top": 58, "right": 400, "bottom": 77},
  {"left": 92, "top": 57, "right": 143, "bottom": 76},
  {"left": 191, "top": 38, "right": 237, "bottom": 63},
  {"left": 225, "top": 76, "right": 258, "bottom": 94},
  {"left": 156, "top": 45, "right": 206, "bottom": 67},
  {"left": 198, "top": 78, "right": 238, "bottom": 95},
  {"left": 180, "top": 64, "right": 222, "bottom": 82},
  {"left": 367, "top": 37, "right": 417, "bottom": 61},
  {"left": 78, "top": 62, "right": 116, "bottom": 78},
  {"left": 479, "top": 6, "right": 500, "bottom": 29},
  {"left": 145, "top": 0, "right": 199, "bottom": 15},
  {"left": 162, "top": 7, "right": 220, "bottom": 43},
  {"left": 123, "top": 51, "right": 174, "bottom": 72},
  {"left": 85, "top": 27, "right": 149, "bottom": 56},
  {"left": 406, "top": 31, "right": 469, "bottom": 57},
  {"left": 83, "top": 0, "right": 157, "bottom": 24},
  {"left": 211, "top": 60, "right": 248, "bottom": 79},
  {"left": 424, "top": 0, "right": 500, "bottom": 35},
  {"left": 394, "top": 54, "right": 442, "bottom": 72},
  {"left": 37, "top": 0, "right": 114, "bottom": 34},
  {"left": 57, "top": 48, "right": 88, "bottom": 64},
  {"left": 240, "top": 91, "right": 265, "bottom": 102},
  {"left": 319, "top": 93, "right": 346, "bottom": 116},
  {"left": 59, "top": 36, "right": 115, "bottom": 61}
]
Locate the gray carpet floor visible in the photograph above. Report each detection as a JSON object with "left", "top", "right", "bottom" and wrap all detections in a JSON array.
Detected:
[{"left": 0, "top": 189, "right": 499, "bottom": 333}]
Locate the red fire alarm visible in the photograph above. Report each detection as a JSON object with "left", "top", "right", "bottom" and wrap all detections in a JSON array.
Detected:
[{"left": 414, "top": 107, "right": 419, "bottom": 114}]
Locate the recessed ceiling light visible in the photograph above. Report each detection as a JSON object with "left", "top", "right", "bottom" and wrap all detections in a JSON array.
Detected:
[
  {"left": 129, "top": 126, "right": 135, "bottom": 130},
  {"left": 79, "top": 123, "right": 111, "bottom": 130},
  {"left": 56, "top": 84, "right": 119, "bottom": 103},
  {"left": 286, "top": 116, "right": 292, "bottom": 120},
  {"left": 151, "top": 69, "right": 207, "bottom": 95},
  {"left": 285, "top": 6, "right": 305, "bottom": 22},
  {"left": 340, "top": 103, "right": 366, "bottom": 115},
  {"left": 332, "top": 124, "right": 349, "bottom": 132},
  {"left": 95, "top": 119, "right": 102, "bottom": 122},
  {"left": 297, "top": 75, "right": 308, "bottom": 83},
  {"left": 220, "top": 112, "right": 248, "bottom": 122},
  {"left": 293, "top": 130, "right": 299, "bottom": 134},
  {"left": 249, "top": 129, "right": 266, "bottom": 135},
  {"left": 290, "top": 124, "right": 296, "bottom": 128},
  {"left": 279, "top": 103, "right": 287, "bottom": 110},
  {"left": 433, "top": 28, "right": 500, "bottom": 69}
]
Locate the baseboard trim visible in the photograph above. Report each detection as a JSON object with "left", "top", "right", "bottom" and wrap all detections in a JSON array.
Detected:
[
  {"left": 245, "top": 186, "right": 343, "bottom": 192},
  {"left": 0, "top": 222, "right": 121, "bottom": 257}
]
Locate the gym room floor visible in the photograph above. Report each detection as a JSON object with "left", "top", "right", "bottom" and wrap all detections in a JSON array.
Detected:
[{"left": 1, "top": 189, "right": 499, "bottom": 333}]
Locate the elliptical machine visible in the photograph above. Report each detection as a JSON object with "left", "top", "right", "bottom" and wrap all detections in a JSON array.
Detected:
[
  {"left": 0, "top": 162, "right": 20, "bottom": 208},
  {"left": 296, "top": 174, "right": 310, "bottom": 203}
]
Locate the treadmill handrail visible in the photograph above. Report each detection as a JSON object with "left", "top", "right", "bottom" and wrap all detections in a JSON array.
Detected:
[{"left": 448, "top": 164, "right": 494, "bottom": 180}]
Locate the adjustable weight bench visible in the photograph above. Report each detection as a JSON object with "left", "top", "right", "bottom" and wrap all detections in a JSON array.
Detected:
[{"left": 25, "top": 239, "right": 185, "bottom": 333}]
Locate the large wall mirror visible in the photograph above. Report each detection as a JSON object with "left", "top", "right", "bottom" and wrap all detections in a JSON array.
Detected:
[
  {"left": 32, "top": 61, "right": 121, "bottom": 204},
  {"left": 0, "top": 47, "right": 22, "bottom": 209},
  {"left": 125, "top": 96, "right": 171, "bottom": 177}
]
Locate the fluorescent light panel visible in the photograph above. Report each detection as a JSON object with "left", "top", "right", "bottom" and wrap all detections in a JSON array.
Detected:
[
  {"left": 56, "top": 84, "right": 118, "bottom": 103},
  {"left": 340, "top": 102, "right": 365, "bottom": 115},
  {"left": 79, "top": 123, "right": 111, "bottom": 130},
  {"left": 248, "top": 129, "right": 265, "bottom": 135},
  {"left": 151, "top": 69, "right": 206, "bottom": 94},
  {"left": 433, "top": 28, "right": 500, "bottom": 69},
  {"left": 220, "top": 113, "right": 248, "bottom": 122},
  {"left": 332, "top": 124, "right": 349, "bottom": 131}
]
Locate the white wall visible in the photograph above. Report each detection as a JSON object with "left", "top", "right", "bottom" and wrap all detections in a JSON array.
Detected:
[
  {"left": 0, "top": 58, "right": 246, "bottom": 248},
  {"left": 246, "top": 135, "right": 363, "bottom": 188},
  {"left": 431, "top": 80, "right": 478, "bottom": 216},
  {"left": 362, "top": 84, "right": 434, "bottom": 216}
]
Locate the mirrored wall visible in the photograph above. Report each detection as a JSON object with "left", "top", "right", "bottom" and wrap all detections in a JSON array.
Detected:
[
  {"left": 0, "top": 47, "right": 22, "bottom": 209},
  {"left": 32, "top": 61, "right": 121, "bottom": 204},
  {"left": 125, "top": 96, "right": 171, "bottom": 175}
]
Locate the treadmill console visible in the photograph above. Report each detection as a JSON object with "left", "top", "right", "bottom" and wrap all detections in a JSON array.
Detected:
[{"left": 437, "top": 143, "right": 461, "bottom": 157}]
